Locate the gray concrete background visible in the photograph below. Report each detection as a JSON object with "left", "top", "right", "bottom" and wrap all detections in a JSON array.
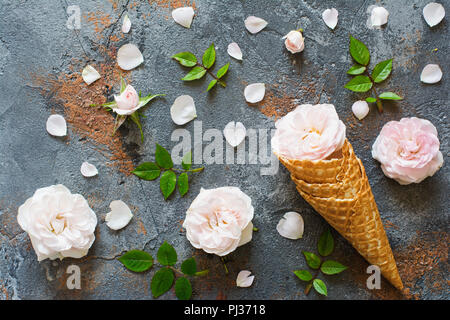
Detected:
[{"left": 0, "top": 0, "right": 448, "bottom": 300}]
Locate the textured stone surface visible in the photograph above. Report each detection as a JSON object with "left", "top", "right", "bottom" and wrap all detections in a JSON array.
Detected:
[{"left": 0, "top": 0, "right": 448, "bottom": 300}]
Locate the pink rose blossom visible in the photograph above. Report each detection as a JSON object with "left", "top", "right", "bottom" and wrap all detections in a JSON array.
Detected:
[
  {"left": 283, "top": 30, "right": 305, "bottom": 54},
  {"left": 183, "top": 187, "right": 254, "bottom": 256},
  {"left": 113, "top": 84, "right": 140, "bottom": 115},
  {"left": 271, "top": 104, "right": 346, "bottom": 160},
  {"left": 372, "top": 117, "right": 443, "bottom": 185}
]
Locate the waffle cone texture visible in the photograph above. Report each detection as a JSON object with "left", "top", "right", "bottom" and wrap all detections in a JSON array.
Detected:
[{"left": 276, "top": 139, "right": 403, "bottom": 290}]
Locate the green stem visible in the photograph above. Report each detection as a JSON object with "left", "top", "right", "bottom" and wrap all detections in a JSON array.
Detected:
[
  {"left": 171, "top": 167, "right": 204, "bottom": 173},
  {"left": 194, "top": 270, "right": 210, "bottom": 277},
  {"left": 304, "top": 263, "right": 322, "bottom": 295},
  {"left": 196, "top": 63, "right": 226, "bottom": 87},
  {"left": 220, "top": 257, "right": 229, "bottom": 275},
  {"left": 364, "top": 70, "right": 383, "bottom": 112}
]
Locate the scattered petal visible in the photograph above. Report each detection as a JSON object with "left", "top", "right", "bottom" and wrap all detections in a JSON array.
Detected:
[
  {"left": 370, "top": 6, "right": 389, "bottom": 27},
  {"left": 105, "top": 200, "right": 133, "bottom": 231},
  {"left": 227, "top": 42, "right": 243, "bottom": 60},
  {"left": 352, "top": 101, "right": 370, "bottom": 120},
  {"left": 170, "top": 95, "right": 197, "bottom": 125},
  {"left": 244, "top": 16, "right": 268, "bottom": 34},
  {"left": 423, "top": 2, "right": 445, "bottom": 27},
  {"left": 322, "top": 8, "right": 338, "bottom": 29},
  {"left": 46, "top": 114, "right": 67, "bottom": 137},
  {"left": 172, "top": 7, "right": 195, "bottom": 28},
  {"left": 80, "top": 162, "right": 98, "bottom": 177},
  {"left": 244, "top": 83, "right": 265, "bottom": 103},
  {"left": 276, "top": 211, "right": 304, "bottom": 240},
  {"left": 82, "top": 65, "right": 101, "bottom": 85},
  {"left": 224, "top": 121, "right": 246, "bottom": 147},
  {"left": 236, "top": 270, "right": 255, "bottom": 288},
  {"left": 122, "top": 14, "right": 131, "bottom": 33},
  {"left": 420, "top": 64, "right": 442, "bottom": 84},
  {"left": 117, "top": 43, "right": 144, "bottom": 70}
]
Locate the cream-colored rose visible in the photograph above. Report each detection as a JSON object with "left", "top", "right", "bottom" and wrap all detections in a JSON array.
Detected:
[
  {"left": 283, "top": 30, "right": 305, "bottom": 54},
  {"left": 17, "top": 185, "right": 97, "bottom": 261},
  {"left": 271, "top": 104, "right": 346, "bottom": 160},
  {"left": 113, "top": 84, "right": 140, "bottom": 115},
  {"left": 183, "top": 187, "right": 254, "bottom": 256},
  {"left": 372, "top": 117, "right": 443, "bottom": 185}
]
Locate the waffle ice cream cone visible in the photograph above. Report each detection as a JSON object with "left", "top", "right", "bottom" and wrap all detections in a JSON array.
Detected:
[{"left": 276, "top": 139, "right": 403, "bottom": 290}]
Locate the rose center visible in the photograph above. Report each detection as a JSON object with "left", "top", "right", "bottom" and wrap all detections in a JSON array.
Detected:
[{"left": 50, "top": 214, "right": 67, "bottom": 235}]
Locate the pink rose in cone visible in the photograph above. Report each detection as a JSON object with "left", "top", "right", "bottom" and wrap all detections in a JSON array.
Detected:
[
  {"left": 372, "top": 117, "right": 443, "bottom": 185},
  {"left": 271, "top": 104, "right": 346, "bottom": 160},
  {"left": 113, "top": 84, "right": 140, "bottom": 115},
  {"left": 283, "top": 30, "right": 305, "bottom": 54}
]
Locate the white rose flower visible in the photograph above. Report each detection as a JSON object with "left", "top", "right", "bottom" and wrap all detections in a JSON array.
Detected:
[
  {"left": 183, "top": 187, "right": 254, "bottom": 256},
  {"left": 17, "top": 185, "right": 97, "bottom": 261}
]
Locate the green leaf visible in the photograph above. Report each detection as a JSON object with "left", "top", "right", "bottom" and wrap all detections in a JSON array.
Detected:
[
  {"left": 178, "top": 172, "right": 189, "bottom": 197},
  {"left": 317, "top": 229, "right": 334, "bottom": 257},
  {"left": 151, "top": 268, "right": 174, "bottom": 298},
  {"left": 175, "top": 277, "right": 192, "bottom": 300},
  {"left": 366, "top": 97, "right": 377, "bottom": 103},
  {"left": 207, "top": 79, "right": 217, "bottom": 91},
  {"left": 138, "top": 93, "right": 165, "bottom": 108},
  {"left": 129, "top": 112, "right": 144, "bottom": 142},
  {"left": 344, "top": 75, "right": 373, "bottom": 92},
  {"left": 157, "top": 241, "right": 178, "bottom": 266},
  {"left": 320, "top": 260, "right": 348, "bottom": 275},
  {"left": 217, "top": 63, "right": 230, "bottom": 79},
  {"left": 372, "top": 59, "right": 392, "bottom": 83},
  {"left": 172, "top": 52, "right": 197, "bottom": 67},
  {"left": 132, "top": 162, "right": 161, "bottom": 180},
  {"left": 160, "top": 171, "right": 176, "bottom": 200},
  {"left": 118, "top": 250, "right": 153, "bottom": 272},
  {"left": 202, "top": 43, "right": 216, "bottom": 69},
  {"left": 120, "top": 76, "right": 127, "bottom": 94},
  {"left": 347, "top": 65, "right": 366, "bottom": 75},
  {"left": 181, "top": 258, "right": 197, "bottom": 276},
  {"left": 181, "top": 66, "right": 207, "bottom": 81},
  {"left": 349, "top": 35, "right": 370, "bottom": 66},
  {"left": 155, "top": 143, "right": 173, "bottom": 169},
  {"left": 302, "top": 251, "right": 321, "bottom": 269},
  {"left": 293, "top": 270, "right": 313, "bottom": 281},
  {"left": 379, "top": 92, "right": 403, "bottom": 100},
  {"left": 181, "top": 151, "right": 192, "bottom": 170},
  {"left": 313, "top": 279, "right": 327, "bottom": 296}
]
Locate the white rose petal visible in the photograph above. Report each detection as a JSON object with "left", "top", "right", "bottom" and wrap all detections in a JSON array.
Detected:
[
  {"left": 370, "top": 6, "right": 389, "bottom": 27},
  {"left": 227, "top": 42, "right": 243, "bottom": 60},
  {"left": 117, "top": 43, "right": 144, "bottom": 70},
  {"left": 172, "top": 7, "right": 195, "bottom": 28},
  {"left": 236, "top": 270, "right": 255, "bottom": 288},
  {"left": 276, "top": 211, "right": 304, "bottom": 240},
  {"left": 420, "top": 64, "right": 443, "bottom": 84},
  {"left": 122, "top": 14, "right": 131, "bottom": 33},
  {"left": 352, "top": 101, "right": 370, "bottom": 120},
  {"left": 46, "top": 114, "right": 67, "bottom": 137},
  {"left": 82, "top": 65, "right": 101, "bottom": 85},
  {"left": 17, "top": 184, "right": 97, "bottom": 261},
  {"left": 170, "top": 95, "right": 197, "bottom": 125},
  {"left": 105, "top": 200, "right": 133, "bottom": 231},
  {"left": 423, "top": 2, "right": 445, "bottom": 27},
  {"left": 223, "top": 121, "right": 246, "bottom": 147},
  {"left": 80, "top": 162, "right": 98, "bottom": 177},
  {"left": 322, "top": 8, "right": 338, "bottom": 29},
  {"left": 244, "top": 83, "right": 265, "bottom": 103},
  {"left": 244, "top": 16, "right": 268, "bottom": 34},
  {"left": 238, "top": 221, "right": 253, "bottom": 247}
]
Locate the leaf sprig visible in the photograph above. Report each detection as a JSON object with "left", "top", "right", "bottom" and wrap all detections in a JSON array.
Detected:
[
  {"left": 345, "top": 35, "right": 403, "bottom": 112},
  {"left": 293, "top": 229, "right": 347, "bottom": 297},
  {"left": 132, "top": 144, "right": 204, "bottom": 199},
  {"left": 118, "top": 241, "right": 208, "bottom": 300},
  {"left": 172, "top": 43, "right": 230, "bottom": 91}
]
